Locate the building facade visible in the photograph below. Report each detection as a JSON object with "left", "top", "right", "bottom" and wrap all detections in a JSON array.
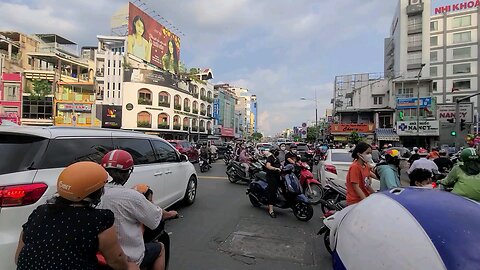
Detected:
[{"left": 0, "top": 73, "right": 22, "bottom": 124}]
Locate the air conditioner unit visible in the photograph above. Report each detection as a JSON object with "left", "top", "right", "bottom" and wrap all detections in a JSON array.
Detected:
[{"left": 410, "top": 0, "right": 421, "bottom": 5}]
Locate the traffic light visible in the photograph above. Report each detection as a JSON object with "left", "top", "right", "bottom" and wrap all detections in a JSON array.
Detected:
[
  {"left": 447, "top": 118, "right": 454, "bottom": 124},
  {"left": 460, "top": 119, "right": 466, "bottom": 131},
  {"left": 399, "top": 111, "right": 404, "bottom": 121},
  {"left": 451, "top": 130, "right": 457, "bottom": 136}
]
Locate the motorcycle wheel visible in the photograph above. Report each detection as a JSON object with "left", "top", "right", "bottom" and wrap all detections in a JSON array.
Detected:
[
  {"left": 248, "top": 194, "right": 261, "bottom": 207},
  {"left": 321, "top": 191, "right": 339, "bottom": 214},
  {"left": 227, "top": 169, "right": 239, "bottom": 183},
  {"left": 323, "top": 231, "right": 333, "bottom": 254},
  {"left": 293, "top": 202, "right": 314, "bottom": 221},
  {"left": 305, "top": 183, "right": 324, "bottom": 205},
  {"left": 200, "top": 166, "right": 206, "bottom": 173}
]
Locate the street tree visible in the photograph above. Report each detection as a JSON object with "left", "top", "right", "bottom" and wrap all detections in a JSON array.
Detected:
[
  {"left": 251, "top": 132, "right": 263, "bottom": 142},
  {"left": 348, "top": 131, "right": 362, "bottom": 145}
]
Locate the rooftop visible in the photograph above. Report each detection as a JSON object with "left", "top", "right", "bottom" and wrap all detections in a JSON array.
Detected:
[{"left": 35, "top": 34, "right": 77, "bottom": 45}]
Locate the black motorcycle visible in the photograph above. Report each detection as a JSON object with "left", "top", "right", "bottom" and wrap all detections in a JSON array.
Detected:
[
  {"left": 226, "top": 159, "right": 264, "bottom": 183},
  {"left": 199, "top": 156, "right": 211, "bottom": 173},
  {"left": 223, "top": 149, "right": 235, "bottom": 165},
  {"left": 319, "top": 178, "right": 346, "bottom": 214},
  {"left": 246, "top": 164, "right": 314, "bottom": 221}
]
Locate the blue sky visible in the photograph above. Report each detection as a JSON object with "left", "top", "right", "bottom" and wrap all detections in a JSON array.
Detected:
[{"left": 0, "top": 0, "right": 458, "bottom": 135}]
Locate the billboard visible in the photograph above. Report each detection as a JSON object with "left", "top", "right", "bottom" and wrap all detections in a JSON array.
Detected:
[
  {"left": 437, "top": 103, "right": 474, "bottom": 123},
  {"left": 330, "top": 123, "right": 375, "bottom": 133},
  {"left": 102, "top": 105, "right": 122, "bottom": 128},
  {"left": 127, "top": 2, "right": 180, "bottom": 74},
  {"left": 433, "top": 1, "right": 480, "bottom": 15},
  {"left": 396, "top": 97, "right": 432, "bottom": 109},
  {"left": 396, "top": 121, "right": 440, "bottom": 136},
  {"left": 124, "top": 68, "right": 181, "bottom": 90}
]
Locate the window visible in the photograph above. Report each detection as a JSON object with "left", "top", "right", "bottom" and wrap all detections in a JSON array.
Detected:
[
  {"left": 331, "top": 153, "right": 353, "bottom": 162},
  {"left": 408, "top": 15, "right": 422, "bottom": 31},
  {"left": 137, "top": 111, "right": 151, "bottom": 128},
  {"left": 433, "top": 82, "right": 438, "bottom": 91},
  {"left": 430, "top": 66, "right": 438, "bottom": 77},
  {"left": 408, "top": 34, "right": 422, "bottom": 47},
  {"left": 112, "top": 83, "right": 115, "bottom": 90},
  {"left": 452, "top": 63, "right": 471, "bottom": 74},
  {"left": 151, "top": 140, "right": 179, "bottom": 163},
  {"left": 452, "top": 15, "right": 471, "bottom": 28},
  {"left": 453, "top": 80, "right": 470, "bottom": 90},
  {"left": 453, "top": 31, "right": 471, "bottom": 44},
  {"left": 430, "top": 21, "right": 438, "bottom": 31},
  {"left": 22, "top": 96, "right": 53, "bottom": 119},
  {"left": 113, "top": 138, "right": 156, "bottom": 165},
  {"left": 39, "top": 138, "right": 114, "bottom": 169},
  {"left": 452, "top": 47, "right": 471, "bottom": 59},
  {"left": 158, "top": 92, "right": 170, "bottom": 106},
  {"left": 138, "top": 89, "right": 152, "bottom": 105},
  {"left": 430, "top": 36, "right": 438, "bottom": 46},
  {"left": 407, "top": 52, "right": 422, "bottom": 65},
  {"left": 0, "top": 134, "right": 48, "bottom": 175},
  {"left": 373, "top": 96, "right": 383, "bottom": 105},
  {"left": 430, "top": 51, "right": 438, "bottom": 62},
  {"left": 397, "top": 88, "right": 414, "bottom": 98},
  {"left": 4, "top": 84, "right": 19, "bottom": 101}
]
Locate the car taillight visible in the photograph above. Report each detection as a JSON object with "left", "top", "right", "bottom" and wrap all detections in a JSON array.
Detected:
[
  {"left": 0, "top": 183, "right": 47, "bottom": 207},
  {"left": 325, "top": 165, "right": 337, "bottom": 175}
]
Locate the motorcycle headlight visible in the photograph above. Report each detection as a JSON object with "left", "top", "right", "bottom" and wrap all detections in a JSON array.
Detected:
[{"left": 306, "top": 165, "right": 310, "bottom": 170}]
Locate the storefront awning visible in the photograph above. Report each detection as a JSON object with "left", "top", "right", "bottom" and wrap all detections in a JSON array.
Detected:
[{"left": 376, "top": 128, "right": 400, "bottom": 142}]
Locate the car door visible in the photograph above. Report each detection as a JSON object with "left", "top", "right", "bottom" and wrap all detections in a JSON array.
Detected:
[
  {"left": 151, "top": 139, "right": 187, "bottom": 207},
  {"left": 112, "top": 138, "right": 167, "bottom": 207},
  {"left": 184, "top": 141, "right": 197, "bottom": 161}
]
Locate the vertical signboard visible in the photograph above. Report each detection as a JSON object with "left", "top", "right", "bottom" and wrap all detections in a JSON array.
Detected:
[
  {"left": 213, "top": 98, "right": 220, "bottom": 121},
  {"left": 102, "top": 105, "right": 123, "bottom": 128}
]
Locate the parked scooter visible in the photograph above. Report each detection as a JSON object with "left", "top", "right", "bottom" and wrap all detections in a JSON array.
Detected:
[
  {"left": 246, "top": 164, "right": 314, "bottom": 221},
  {"left": 319, "top": 178, "right": 347, "bottom": 214},
  {"left": 226, "top": 159, "right": 264, "bottom": 183},
  {"left": 200, "top": 156, "right": 211, "bottom": 173},
  {"left": 297, "top": 161, "right": 323, "bottom": 205}
]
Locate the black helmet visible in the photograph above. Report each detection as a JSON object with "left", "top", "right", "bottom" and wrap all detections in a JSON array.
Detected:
[
  {"left": 271, "top": 145, "right": 280, "bottom": 156},
  {"left": 290, "top": 143, "right": 297, "bottom": 149}
]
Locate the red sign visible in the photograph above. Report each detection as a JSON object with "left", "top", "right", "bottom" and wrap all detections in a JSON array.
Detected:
[
  {"left": 0, "top": 112, "right": 20, "bottom": 124},
  {"left": 434, "top": 1, "right": 480, "bottom": 14},
  {"left": 127, "top": 2, "right": 180, "bottom": 74},
  {"left": 221, "top": 127, "right": 235, "bottom": 137},
  {"left": 330, "top": 123, "right": 374, "bottom": 133}
]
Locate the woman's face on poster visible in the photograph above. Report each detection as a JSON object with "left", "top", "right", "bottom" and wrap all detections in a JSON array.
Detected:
[
  {"left": 135, "top": 19, "right": 145, "bottom": 36},
  {"left": 168, "top": 40, "right": 174, "bottom": 55}
]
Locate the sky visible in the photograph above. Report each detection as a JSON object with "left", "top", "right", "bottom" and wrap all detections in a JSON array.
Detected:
[{"left": 0, "top": 0, "right": 456, "bottom": 136}]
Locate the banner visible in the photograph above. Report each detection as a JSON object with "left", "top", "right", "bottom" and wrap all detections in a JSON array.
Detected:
[
  {"left": 127, "top": 2, "right": 180, "bottom": 74},
  {"left": 102, "top": 105, "right": 122, "bottom": 128},
  {"left": 330, "top": 123, "right": 374, "bottom": 133},
  {"left": 57, "top": 103, "right": 92, "bottom": 112},
  {"left": 437, "top": 103, "right": 474, "bottom": 123},
  {"left": 213, "top": 98, "right": 220, "bottom": 121},
  {"left": 124, "top": 68, "right": 182, "bottom": 91},
  {"left": 221, "top": 127, "right": 234, "bottom": 137},
  {"left": 396, "top": 97, "right": 432, "bottom": 109},
  {"left": 396, "top": 121, "right": 440, "bottom": 136}
]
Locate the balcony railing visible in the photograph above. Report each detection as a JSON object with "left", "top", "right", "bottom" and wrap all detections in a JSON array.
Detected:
[
  {"left": 192, "top": 108, "right": 199, "bottom": 114},
  {"left": 174, "top": 104, "right": 182, "bottom": 110},
  {"left": 200, "top": 95, "right": 207, "bottom": 101},
  {"left": 191, "top": 126, "right": 198, "bottom": 132},
  {"left": 192, "top": 93, "right": 199, "bottom": 99},
  {"left": 183, "top": 126, "right": 189, "bottom": 131},
  {"left": 138, "top": 98, "right": 152, "bottom": 105},
  {"left": 184, "top": 106, "right": 191, "bottom": 112},
  {"left": 173, "top": 124, "right": 181, "bottom": 130},
  {"left": 158, "top": 102, "right": 170, "bottom": 108},
  {"left": 158, "top": 123, "right": 170, "bottom": 129},
  {"left": 200, "top": 126, "right": 206, "bottom": 132},
  {"left": 200, "top": 110, "right": 206, "bottom": 116},
  {"left": 56, "top": 93, "right": 95, "bottom": 102},
  {"left": 137, "top": 121, "right": 151, "bottom": 128}
]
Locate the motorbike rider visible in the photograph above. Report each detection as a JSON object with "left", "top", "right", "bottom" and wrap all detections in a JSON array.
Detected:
[
  {"left": 278, "top": 144, "right": 287, "bottom": 164},
  {"left": 200, "top": 143, "right": 210, "bottom": 166},
  {"left": 15, "top": 162, "right": 135, "bottom": 270},
  {"left": 375, "top": 149, "right": 401, "bottom": 191},
  {"left": 434, "top": 149, "right": 454, "bottom": 173},
  {"left": 408, "top": 168, "right": 433, "bottom": 187},
  {"left": 439, "top": 148, "right": 480, "bottom": 201},
  {"left": 284, "top": 143, "right": 299, "bottom": 166},
  {"left": 407, "top": 148, "right": 438, "bottom": 175},
  {"left": 408, "top": 147, "right": 421, "bottom": 164},
  {"left": 99, "top": 150, "right": 178, "bottom": 270},
  {"left": 239, "top": 145, "right": 252, "bottom": 178},
  {"left": 265, "top": 145, "right": 282, "bottom": 218},
  {"left": 346, "top": 142, "right": 375, "bottom": 205},
  {"left": 209, "top": 142, "right": 218, "bottom": 163}
]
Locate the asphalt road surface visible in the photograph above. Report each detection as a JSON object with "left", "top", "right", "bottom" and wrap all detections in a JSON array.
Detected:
[{"left": 167, "top": 160, "right": 331, "bottom": 270}]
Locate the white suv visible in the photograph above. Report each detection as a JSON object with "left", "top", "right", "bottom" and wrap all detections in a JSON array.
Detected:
[{"left": 0, "top": 126, "right": 198, "bottom": 269}]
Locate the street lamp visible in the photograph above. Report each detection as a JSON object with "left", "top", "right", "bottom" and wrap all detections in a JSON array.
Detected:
[
  {"left": 415, "top": 63, "right": 426, "bottom": 146},
  {"left": 300, "top": 90, "right": 318, "bottom": 143}
]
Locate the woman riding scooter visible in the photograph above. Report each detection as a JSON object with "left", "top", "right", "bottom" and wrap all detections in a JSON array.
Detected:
[{"left": 265, "top": 146, "right": 282, "bottom": 218}]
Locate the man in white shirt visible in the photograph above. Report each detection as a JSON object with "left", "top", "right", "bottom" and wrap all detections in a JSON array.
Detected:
[
  {"left": 407, "top": 151, "right": 439, "bottom": 175},
  {"left": 99, "top": 150, "right": 178, "bottom": 270}
]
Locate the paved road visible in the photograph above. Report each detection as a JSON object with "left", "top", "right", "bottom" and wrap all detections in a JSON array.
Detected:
[{"left": 167, "top": 160, "right": 331, "bottom": 270}]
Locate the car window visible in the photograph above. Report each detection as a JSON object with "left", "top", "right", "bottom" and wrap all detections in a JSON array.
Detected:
[
  {"left": 181, "top": 142, "right": 190, "bottom": 148},
  {"left": 113, "top": 138, "right": 156, "bottom": 165},
  {"left": 169, "top": 141, "right": 178, "bottom": 147},
  {"left": 0, "top": 134, "right": 49, "bottom": 174},
  {"left": 38, "top": 138, "right": 113, "bottom": 169},
  {"left": 297, "top": 146, "right": 309, "bottom": 151},
  {"left": 331, "top": 153, "right": 353, "bottom": 162},
  {"left": 151, "top": 140, "right": 179, "bottom": 163}
]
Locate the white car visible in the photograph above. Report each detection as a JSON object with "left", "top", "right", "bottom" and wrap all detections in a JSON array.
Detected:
[
  {"left": 319, "top": 148, "right": 380, "bottom": 191},
  {"left": 0, "top": 126, "right": 198, "bottom": 269}
]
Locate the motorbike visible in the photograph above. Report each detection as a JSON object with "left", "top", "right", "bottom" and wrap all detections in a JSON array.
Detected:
[
  {"left": 223, "top": 149, "right": 235, "bottom": 165},
  {"left": 319, "top": 178, "right": 347, "bottom": 214},
  {"left": 199, "top": 156, "right": 211, "bottom": 173},
  {"left": 317, "top": 206, "right": 351, "bottom": 255},
  {"left": 246, "top": 164, "right": 314, "bottom": 221},
  {"left": 226, "top": 159, "right": 264, "bottom": 183},
  {"left": 297, "top": 161, "right": 323, "bottom": 205}
]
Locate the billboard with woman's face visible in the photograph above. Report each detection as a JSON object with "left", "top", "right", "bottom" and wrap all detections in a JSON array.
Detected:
[{"left": 127, "top": 2, "right": 181, "bottom": 74}]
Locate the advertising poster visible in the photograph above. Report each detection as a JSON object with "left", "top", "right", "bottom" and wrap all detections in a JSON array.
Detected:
[
  {"left": 127, "top": 2, "right": 181, "bottom": 74},
  {"left": 124, "top": 68, "right": 181, "bottom": 91},
  {"left": 437, "top": 103, "right": 474, "bottom": 123},
  {"left": 396, "top": 97, "right": 432, "bottom": 109},
  {"left": 102, "top": 105, "right": 122, "bottom": 128},
  {"left": 396, "top": 121, "right": 440, "bottom": 136}
]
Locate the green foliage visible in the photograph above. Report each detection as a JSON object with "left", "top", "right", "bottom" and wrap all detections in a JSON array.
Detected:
[
  {"left": 306, "top": 126, "right": 320, "bottom": 143},
  {"left": 28, "top": 80, "right": 52, "bottom": 100},
  {"left": 251, "top": 132, "right": 263, "bottom": 142},
  {"left": 348, "top": 131, "right": 362, "bottom": 144},
  {"left": 137, "top": 121, "right": 151, "bottom": 128}
]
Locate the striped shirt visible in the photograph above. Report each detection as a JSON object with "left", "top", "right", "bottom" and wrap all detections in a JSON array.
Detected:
[{"left": 98, "top": 183, "right": 162, "bottom": 265}]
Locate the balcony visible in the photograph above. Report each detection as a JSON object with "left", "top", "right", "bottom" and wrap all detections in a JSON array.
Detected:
[
  {"left": 55, "top": 92, "right": 95, "bottom": 102},
  {"left": 200, "top": 110, "right": 206, "bottom": 116},
  {"left": 406, "top": 2, "right": 424, "bottom": 16},
  {"left": 192, "top": 108, "right": 199, "bottom": 114},
  {"left": 184, "top": 106, "right": 191, "bottom": 112},
  {"left": 173, "top": 124, "right": 181, "bottom": 130},
  {"left": 183, "top": 126, "right": 189, "bottom": 131},
  {"left": 200, "top": 126, "right": 206, "bottom": 132},
  {"left": 138, "top": 98, "right": 152, "bottom": 105},
  {"left": 158, "top": 123, "right": 170, "bottom": 129},
  {"left": 192, "top": 93, "right": 199, "bottom": 99},
  {"left": 174, "top": 104, "right": 182, "bottom": 110},
  {"left": 158, "top": 101, "right": 170, "bottom": 108},
  {"left": 137, "top": 121, "right": 151, "bottom": 128},
  {"left": 191, "top": 126, "right": 198, "bottom": 132}
]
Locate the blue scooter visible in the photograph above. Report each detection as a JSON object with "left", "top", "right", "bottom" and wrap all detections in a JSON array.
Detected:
[{"left": 246, "top": 164, "right": 314, "bottom": 221}]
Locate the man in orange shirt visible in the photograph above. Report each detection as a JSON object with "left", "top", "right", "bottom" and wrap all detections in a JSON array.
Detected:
[{"left": 346, "top": 142, "right": 376, "bottom": 205}]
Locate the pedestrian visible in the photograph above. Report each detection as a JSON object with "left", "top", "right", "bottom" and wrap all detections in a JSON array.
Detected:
[
  {"left": 265, "top": 146, "right": 282, "bottom": 218},
  {"left": 346, "top": 142, "right": 375, "bottom": 205},
  {"left": 375, "top": 149, "right": 401, "bottom": 191}
]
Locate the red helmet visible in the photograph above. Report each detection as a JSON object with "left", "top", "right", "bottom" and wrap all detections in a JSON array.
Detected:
[{"left": 101, "top": 150, "right": 134, "bottom": 171}]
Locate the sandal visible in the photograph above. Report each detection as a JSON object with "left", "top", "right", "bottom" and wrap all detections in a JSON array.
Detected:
[{"left": 268, "top": 210, "right": 276, "bottom": 218}]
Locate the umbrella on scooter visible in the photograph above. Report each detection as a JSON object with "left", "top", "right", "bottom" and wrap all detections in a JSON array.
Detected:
[{"left": 329, "top": 188, "right": 480, "bottom": 270}]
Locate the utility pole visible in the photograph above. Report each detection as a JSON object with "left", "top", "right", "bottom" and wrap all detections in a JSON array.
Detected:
[
  {"left": 454, "top": 92, "right": 480, "bottom": 150},
  {"left": 416, "top": 64, "right": 426, "bottom": 147}
]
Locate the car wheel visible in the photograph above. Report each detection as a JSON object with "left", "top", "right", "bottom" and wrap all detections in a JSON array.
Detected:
[{"left": 183, "top": 176, "right": 197, "bottom": 205}]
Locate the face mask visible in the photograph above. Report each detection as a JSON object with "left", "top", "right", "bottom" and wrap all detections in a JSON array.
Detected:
[
  {"left": 421, "top": 184, "right": 433, "bottom": 189},
  {"left": 291, "top": 149, "right": 297, "bottom": 154},
  {"left": 280, "top": 147, "right": 286, "bottom": 151},
  {"left": 360, "top": 153, "right": 373, "bottom": 163}
]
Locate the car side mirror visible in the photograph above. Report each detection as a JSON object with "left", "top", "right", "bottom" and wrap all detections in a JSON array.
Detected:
[{"left": 180, "top": 154, "right": 188, "bottom": 162}]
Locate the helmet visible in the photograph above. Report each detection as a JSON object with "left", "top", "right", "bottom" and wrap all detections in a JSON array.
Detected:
[
  {"left": 427, "top": 151, "right": 439, "bottom": 159},
  {"left": 460, "top": 148, "right": 479, "bottom": 162},
  {"left": 418, "top": 148, "right": 428, "bottom": 156},
  {"left": 290, "top": 143, "right": 297, "bottom": 149},
  {"left": 270, "top": 145, "right": 280, "bottom": 156},
  {"left": 385, "top": 149, "right": 400, "bottom": 158},
  {"left": 413, "top": 147, "right": 419, "bottom": 151},
  {"left": 57, "top": 161, "right": 108, "bottom": 202},
  {"left": 101, "top": 150, "right": 134, "bottom": 171}
]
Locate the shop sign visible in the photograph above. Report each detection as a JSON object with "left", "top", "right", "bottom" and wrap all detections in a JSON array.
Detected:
[
  {"left": 437, "top": 103, "right": 473, "bottom": 123},
  {"left": 330, "top": 123, "right": 374, "bottom": 133},
  {"left": 102, "top": 105, "right": 122, "bottom": 128},
  {"left": 434, "top": 1, "right": 480, "bottom": 15},
  {"left": 0, "top": 112, "right": 20, "bottom": 125},
  {"left": 213, "top": 99, "right": 220, "bottom": 121},
  {"left": 396, "top": 121, "right": 440, "bottom": 136},
  {"left": 57, "top": 103, "right": 92, "bottom": 112},
  {"left": 221, "top": 127, "right": 235, "bottom": 137},
  {"left": 396, "top": 97, "right": 431, "bottom": 109}
]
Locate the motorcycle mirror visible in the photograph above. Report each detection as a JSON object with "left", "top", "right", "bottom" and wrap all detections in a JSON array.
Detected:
[{"left": 180, "top": 154, "right": 188, "bottom": 162}]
